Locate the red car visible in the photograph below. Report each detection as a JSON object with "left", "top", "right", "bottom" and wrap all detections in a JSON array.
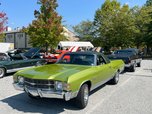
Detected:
[{"left": 44, "top": 46, "right": 79, "bottom": 63}]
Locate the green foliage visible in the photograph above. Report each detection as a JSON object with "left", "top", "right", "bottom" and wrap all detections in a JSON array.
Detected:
[
  {"left": 145, "top": 0, "right": 152, "bottom": 6},
  {"left": 131, "top": 6, "right": 152, "bottom": 48},
  {"left": 93, "top": 0, "right": 136, "bottom": 51},
  {"left": 0, "top": 33, "right": 5, "bottom": 42},
  {"left": 144, "top": 6, "right": 152, "bottom": 51},
  {"left": 23, "top": 0, "right": 64, "bottom": 50},
  {"left": 73, "top": 20, "right": 94, "bottom": 41},
  {"left": 72, "top": 0, "right": 152, "bottom": 53}
]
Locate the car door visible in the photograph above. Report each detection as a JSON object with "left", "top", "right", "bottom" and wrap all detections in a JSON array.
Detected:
[
  {"left": 22, "top": 58, "right": 41, "bottom": 67},
  {"left": 10, "top": 53, "right": 31, "bottom": 70},
  {"left": 91, "top": 54, "right": 114, "bottom": 88}
]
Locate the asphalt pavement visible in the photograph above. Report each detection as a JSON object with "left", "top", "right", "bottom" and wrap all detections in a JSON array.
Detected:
[{"left": 0, "top": 60, "right": 152, "bottom": 114}]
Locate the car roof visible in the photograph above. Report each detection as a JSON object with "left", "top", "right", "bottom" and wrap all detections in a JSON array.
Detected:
[{"left": 65, "top": 51, "right": 102, "bottom": 56}]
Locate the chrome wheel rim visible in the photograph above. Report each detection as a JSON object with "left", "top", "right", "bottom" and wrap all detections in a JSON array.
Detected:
[
  {"left": 0, "top": 68, "right": 4, "bottom": 78},
  {"left": 84, "top": 86, "right": 89, "bottom": 104},
  {"left": 115, "top": 72, "right": 119, "bottom": 82}
]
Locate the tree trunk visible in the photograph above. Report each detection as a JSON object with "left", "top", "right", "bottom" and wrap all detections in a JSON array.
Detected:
[
  {"left": 45, "top": 42, "right": 48, "bottom": 53},
  {"left": 146, "top": 44, "right": 150, "bottom": 55}
]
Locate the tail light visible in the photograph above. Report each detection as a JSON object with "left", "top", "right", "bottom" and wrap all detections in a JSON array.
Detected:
[{"left": 128, "top": 59, "right": 131, "bottom": 63}]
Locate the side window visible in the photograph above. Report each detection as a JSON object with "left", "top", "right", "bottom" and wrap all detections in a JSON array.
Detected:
[{"left": 97, "top": 55, "right": 106, "bottom": 65}]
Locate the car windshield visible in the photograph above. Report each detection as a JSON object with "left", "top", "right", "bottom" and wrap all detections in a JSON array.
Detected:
[
  {"left": 57, "top": 54, "right": 95, "bottom": 66},
  {"left": 0, "top": 53, "right": 8, "bottom": 61}
]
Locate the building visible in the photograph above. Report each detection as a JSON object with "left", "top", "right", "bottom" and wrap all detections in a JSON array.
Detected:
[
  {"left": 4, "top": 30, "right": 31, "bottom": 49},
  {"left": 4, "top": 27, "right": 79, "bottom": 49},
  {"left": 62, "top": 27, "right": 79, "bottom": 41}
]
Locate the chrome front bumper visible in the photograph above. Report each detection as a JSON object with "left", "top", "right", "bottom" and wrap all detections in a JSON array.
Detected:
[
  {"left": 125, "top": 62, "right": 135, "bottom": 68},
  {"left": 13, "top": 83, "right": 76, "bottom": 101},
  {"left": 125, "top": 63, "right": 132, "bottom": 68}
]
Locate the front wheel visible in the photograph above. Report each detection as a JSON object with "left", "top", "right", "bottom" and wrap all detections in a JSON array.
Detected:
[
  {"left": 130, "top": 64, "right": 136, "bottom": 72},
  {"left": 137, "top": 62, "right": 141, "bottom": 67},
  {"left": 74, "top": 84, "right": 89, "bottom": 109},
  {"left": 0, "top": 68, "right": 5, "bottom": 78}
]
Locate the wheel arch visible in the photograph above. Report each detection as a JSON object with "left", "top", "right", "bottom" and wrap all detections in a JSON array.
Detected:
[
  {"left": 0, "top": 66, "right": 7, "bottom": 73},
  {"left": 79, "top": 80, "right": 92, "bottom": 92},
  {"left": 0, "top": 66, "right": 7, "bottom": 78}
]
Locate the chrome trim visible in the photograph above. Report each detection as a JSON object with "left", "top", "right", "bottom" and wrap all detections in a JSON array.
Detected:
[
  {"left": 90, "top": 76, "right": 114, "bottom": 91},
  {"left": 120, "top": 66, "right": 125, "bottom": 73},
  {"left": 7, "top": 66, "right": 33, "bottom": 73},
  {"left": 13, "top": 82, "right": 77, "bottom": 101},
  {"left": 13, "top": 83, "right": 24, "bottom": 91},
  {"left": 125, "top": 63, "right": 132, "bottom": 68}
]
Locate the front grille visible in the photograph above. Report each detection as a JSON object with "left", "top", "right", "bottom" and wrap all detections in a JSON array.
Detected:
[{"left": 24, "top": 78, "right": 55, "bottom": 89}]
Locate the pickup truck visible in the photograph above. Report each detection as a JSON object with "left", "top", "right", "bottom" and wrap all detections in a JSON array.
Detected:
[
  {"left": 13, "top": 51, "right": 124, "bottom": 109},
  {"left": 108, "top": 48, "right": 142, "bottom": 72}
]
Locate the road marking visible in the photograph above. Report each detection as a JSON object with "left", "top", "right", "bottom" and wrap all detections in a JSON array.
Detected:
[{"left": 86, "top": 76, "right": 133, "bottom": 114}]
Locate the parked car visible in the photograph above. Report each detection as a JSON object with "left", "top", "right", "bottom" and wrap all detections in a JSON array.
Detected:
[
  {"left": 43, "top": 50, "right": 69, "bottom": 63},
  {"left": 13, "top": 51, "right": 124, "bottom": 109},
  {"left": 43, "top": 46, "right": 79, "bottom": 63},
  {"left": 108, "top": 48, "right": 142, "bottom": 72},
  {"left": 0, "top": 48, "right": 46, "bottom": 78}
]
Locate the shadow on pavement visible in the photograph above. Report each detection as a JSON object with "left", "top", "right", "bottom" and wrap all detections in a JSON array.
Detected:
[
  {"left": 1, "top": 93, "right": 80, "bottom": 114},
  {"left": 130, "top": 74, "right": 152, "bottom": 78},
  {"left": 3, "top": 72, "right": 15, "bottom": 78},
  {"left": 1, "top": 82, "right": 110, "bottom": 113}
]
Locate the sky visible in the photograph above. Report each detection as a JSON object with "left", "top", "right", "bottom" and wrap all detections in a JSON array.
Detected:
[{"left": 0, "top": 0, "right": 147, "bottom": 30}]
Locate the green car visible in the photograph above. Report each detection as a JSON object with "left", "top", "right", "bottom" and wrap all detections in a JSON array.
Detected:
[
  {"left": 13, "top": 51, "right": 124, "bottom": 109},
  {"left": 0, "top": 48, "right": 46, "bottom": 78}
]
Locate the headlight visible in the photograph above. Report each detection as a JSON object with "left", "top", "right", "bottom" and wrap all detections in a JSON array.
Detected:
[
  {"left": 18, "top": 76, "right": 24, "bottom": 84},
  {"left": 55, "top": 81, "right": 63, "bottom": 91},
  {"left": 55, "top": 81, "right": 71, "bottom": 91}
]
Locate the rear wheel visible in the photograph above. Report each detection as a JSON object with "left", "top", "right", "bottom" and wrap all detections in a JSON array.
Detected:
[
  {"left": 74, "top": 84, "right": 89, "bottom": 109},
  {"left": 137, "top": 62, "right": 141, "bottom": 67},
  {"left": 130, "top": 64, "right": 136, "bottom": 72},
  {"left": 0, "top": 68, "right": 5, "bottom": 78},
  {"left": 110, "top": 71, "right": 119, "bottom": 84}
]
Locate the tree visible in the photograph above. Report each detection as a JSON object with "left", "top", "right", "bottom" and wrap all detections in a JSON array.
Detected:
[
  {"left": 145, "top": 0, "right": 152, "bottom": 6},
  {"left": 24, "top": 0, "right": 64, "bottom": 51},
  {"left": 93, "top": 0, "right": 135, "bottom": 52},
  {"left": 131, "top": 6, "right": 152, "bottom": 48},
  {"left": 0, "top": 12, "right": 8, "bottom": 41},
  {"left": 73, "top": 20, "right": 94, "bottom": 41},
  {"left": 144, "top": 6, "right": 152, "bottom": 54}
]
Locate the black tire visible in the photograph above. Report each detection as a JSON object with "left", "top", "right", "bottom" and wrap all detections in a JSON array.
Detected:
[
  {"left": 110, "top": 71, "right": 119, "bottom": 85},
  {"left": 137, "top": 62, "right": 141, "bottom": 67},
  {"left": 74, "top": 84, "right": 89, "bottom": 109},
  {"left": 0, "top": 68, "right": 5, "bottom": 78},
  {"left": 130, "top": 64, "right": 135, "bottom": 72}
]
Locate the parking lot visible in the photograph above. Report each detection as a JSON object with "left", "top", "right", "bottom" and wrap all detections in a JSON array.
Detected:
[{"left": 0, "top": 60, "right": 152, "bottom": 114}]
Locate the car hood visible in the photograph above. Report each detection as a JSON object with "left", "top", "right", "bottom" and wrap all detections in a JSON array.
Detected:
[
  {"left": 15, "top": 64, "right": 91, "bottom": 82},
  {"left": 24, "top": 48, "right": 40, "bottom": 58}
]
